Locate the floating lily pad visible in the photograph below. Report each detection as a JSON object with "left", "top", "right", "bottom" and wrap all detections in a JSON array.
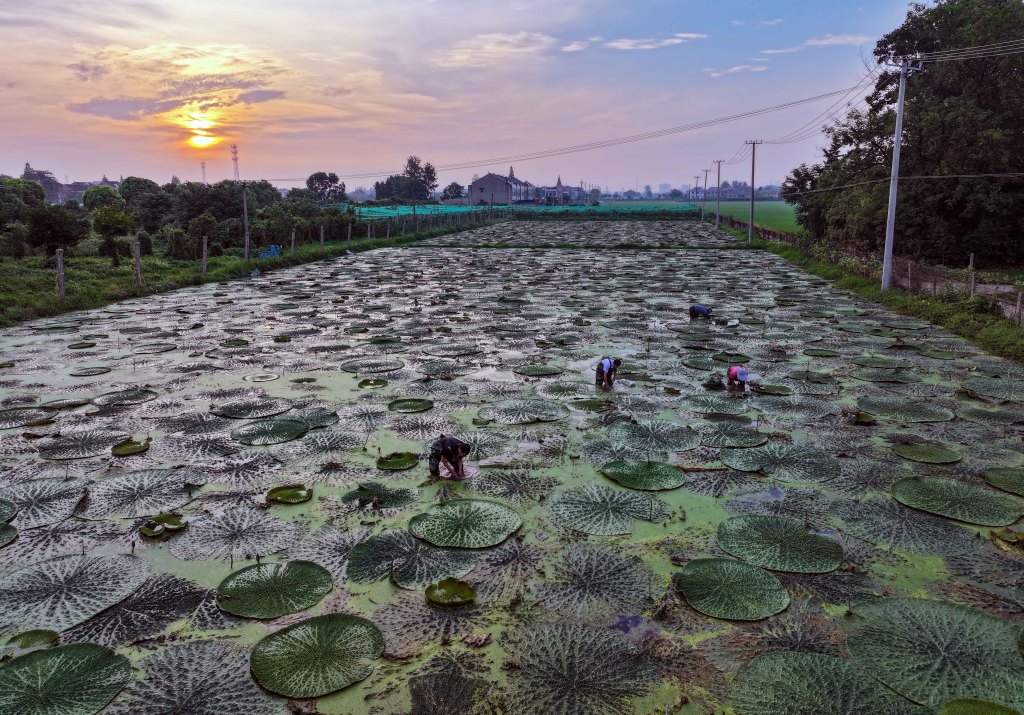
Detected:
[
  {"left": 377, "top": 451, "right": 419, "bottom": 470},
  {"left": 68, "top": 341, "right": 96, "bottom": 349},
  {"left": 340, "top": 357, "right": 405, "bottom": 373},
  {"left": 700, "top": 422, "right": 769, "bottom": 448},
  {"left": 211, "top": 396, "right": 293, "bottom": 419},
  {"left": 358, "top": 378, "right": 388, "bottom": 389},
  {"left": 0, "top": 406, "right": 58, "bottom": 430},
  {"left": 70, "top": 367, "right": 111, "bottom": 377},
  {"left": 292, "top": 407, "right": 339, "bottom": 429},
  {"left": 732, "top": 652, "right": 925, "bottom": 715},
  {"left": 962, "top": 377, "right": 1024, "bottom": 402},
  {"left": 857, "top": 396, "right": 954, "bottom": 422},
  {"left": 720, "top": 443, "right": 841, "bottom": 483},
  {"left": 82, "top": 470, "right": 193, "bottom": 519},
  {"left": 600, "top": 461, "right": 685, "bottom": 491},
  {"left": 347, "top": 529, "right": 475, "bottom": 589},
  {"left": 217, "top": 560, "right": 332, "bottom": 618},
  {"left": 409, "top": 499, "right": 521, "bottom": 549},
  {"left": 937, "top": 700, "right": 1024, "bottom": 715},
  {"left": 267, "top": 484, "right": 313, "bottom": 504},
  {"left": 342, "top": 482, "right": 420, "bottom": 508},
  {"left": 168, "top": 507, "right": 304, "bottom": 561},
  {"left": 958, "top": 407, "right": 1024, "bottom": 426},
  {"left": 232, "top": 418, "right": 309, "bottom": 446},
  {"left": 91, "top": 388, "right": 159, "bottom": 406},
  {"left": 478, "top": 399, "right": 568, "bottom": 424},
  {"left": 680, "top": 393, "right": 750, "bottom": 415},
  {"left": 891, "top": 476, "right": 1024, "bottom": 526},
  {"left": 717, "top": 515, "right": 843, "bottom": 573},
  {"left": 852, "top": 355, "right": 912, "bottom": 369},
  {"left": 848, "top": 597, "right": 1024, "bottom": 709},
  {"left": 713, "top": 352, "right": 751, "bottom": 364},
  {"left": 0, "top": 553, "right": 150, "bottom": 631},
  {"left": 672, "top": 558, "right": 789, "bottom": 621},
  {"left": 425, "top": 578, "right": 476, "bottom": 607},
  {"left": 38, "top": 428, "right": 130, "bottom": 460},
  {"left": 4, "top": 478, "right": 89, "bottom": 528},
  {"left": 548, "top": 483, "right": 670, "bottom": 535},
  {"left": 0, "top": 498, "right": 15, "bottom": 522},
  {"left": 513, "top": 364, "right": 564, "bottom": 376},
  {"left": 0, "top": 523, "right": 16, "bottom": 548},
  {"left": 388, "top": 398, "right": 434, "bottom": 413},
  {"left": 111, "top": 438, "right": 150, "bottom": 457},
  {"left": 892, "top": 442, "right": 961, "bottom": 464},
  {"left": 982, "top": 468, "right": 1024, "bottom": 497},
  {"left": 803, "top": 348, "right": 841, "bottom": 357},
  {"left": 607, "top": 419, "right": 700, "bottom": 453},
  {"left": 250, "top": 614, "right": 384, "bottom": 698},
  {"left": 0, "top": 643, "right": 132, "bottom": 715}
]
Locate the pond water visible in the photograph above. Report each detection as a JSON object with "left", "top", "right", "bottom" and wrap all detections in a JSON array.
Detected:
[{"left": 0, "top": 222, "right": 1022, "bottom": 714}]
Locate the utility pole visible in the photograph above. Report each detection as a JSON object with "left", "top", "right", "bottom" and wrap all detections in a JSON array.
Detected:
[
  {"left": 693, "top": 175, "right": 701, "bottom": 208},
  {"left": 881, "top": 60, "right": 922, "bottom": 290},
  {"left": 242, "top": 183, "right": 251, "bottom": 261},
  {"left": 713, "top": 160, "right": 723, "bottom": 228},
  {"left": 702, "top": 169, "right": 709, "bottom": 222},
  {"left": 745, "top": 140, "right": 763, "bottom": 244}
]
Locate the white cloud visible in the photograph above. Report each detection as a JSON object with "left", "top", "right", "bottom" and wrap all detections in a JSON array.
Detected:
[
  {"left": 761, "top": 32, "right": 871, "bottom": 54},
  {"left": 759, "top": 18, "right": 784, "bottom": 26},
  {"left": 435, "top": 32, "right": 556, "bottom": 68},
  {"left": 562, "top": 36, "right": 602, "bottom": 52},
  {"left": 703, "top": 65, "right": 769, "bottom": 78},
  {"left": 730, "top": 20, "right": 744, "bottom": 26},
  {"left": 804, "top": 33, "right": 871, "bottom": 46},
  {"left": 605, "top": 33, "right": 707, "bottom": 50}
]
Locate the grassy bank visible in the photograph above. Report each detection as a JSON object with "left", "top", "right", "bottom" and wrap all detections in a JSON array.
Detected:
[
  {"left": 752, "top": 236, "right": 1024, "bottom": 363},
  {"left": 0, "top": 223, "right": 498, "bottom": 328}
]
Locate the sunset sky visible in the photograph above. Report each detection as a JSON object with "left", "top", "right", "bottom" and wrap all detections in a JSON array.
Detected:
[{"left": 0, "top": 0, "right": 912, "bottom": 191}]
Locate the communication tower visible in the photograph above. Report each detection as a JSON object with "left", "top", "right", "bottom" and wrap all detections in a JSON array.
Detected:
[{"left": 231, "top": 144, "right": 240, "bottom": 181}]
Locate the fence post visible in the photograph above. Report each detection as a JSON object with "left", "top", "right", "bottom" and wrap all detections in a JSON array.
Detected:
[
  {"left": 347, "top": 222, "right": 352, "bottom": 242},
  {"left": 907, "top": 261, "right": 913, "bottom": 291},
  {"left": 133, "top": 241, "right": 144, "bottom": 289},
  {"left": 319, "top": 224, "right": 324, "bottom": 249},
  {"left": 201, "top": 236, "right": 208, "bottom": 277},
  {"left": 968, "top": 253, "right": 976, "bottom": 297},
  {"left": 1017, "top": 291, "right": 1023, "bottom": 325},
  {"left": 290, "top": 227, "right": 296, "bottom": 256},
  {"left": 55, "top": 248, "right": 66, "bottom": 297},
  {"left": 386, "top": 219, "right": 391, "bottom": 239}
]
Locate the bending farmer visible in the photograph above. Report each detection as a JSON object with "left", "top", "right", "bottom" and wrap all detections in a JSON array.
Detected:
[
  {"left": 726, "top": 365, "right": 761, "bottom": 392},
  {"left": 689, "top": 304, "right": 713, "bottom": 321},
  {"left": 595, "top": 357, "right": 622, "bottom": 391},
  {"left": 428, "top": 434, "right": 471, "bottom": 480}
]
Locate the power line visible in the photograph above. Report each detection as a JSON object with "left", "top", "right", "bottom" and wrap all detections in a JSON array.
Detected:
[
  {"left": 904, "top": 38, "right": 1024, "bottom": 62},
  {"left": 785, "top": 173, "right": 1024, "bottom": 196},
  {"left": 264, "top": 85, "right": 866, "bottom": 182}
]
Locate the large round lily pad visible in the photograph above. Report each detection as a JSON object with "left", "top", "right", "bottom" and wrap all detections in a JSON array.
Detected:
[
  {"left": 81, "top": 470, "right": 193, "bottom": 519},
  {"left": 548, "top": 483, "right": 670, "bottom": 535},
  {"left": 982, "top": 468, "right": 1024, "bottom": 498},
  {"left": 857, "top": 396, "right": 954, "bottom": 423},
  {"left": 0, "top": 554, "right": 150, "bottom": 631},
  {"left": 38, "top": 429, "right": 130, "bottom": 460},
  {"left": 848, "top": 597, "right": 1024, "bottom": 709},
  {"left": 217, "top": 560, "right": 332, "bottom": 619},
  {"left": 732, "top": 651, "right": 925, "bottom": 715},
  {"left": 607, "top": 419, "right": 700, "bottom": 453},
  {"left": 963, "top": 377, "right": 1024, "bottom": 402},
  {"left": 250, "top": 614, "right": 384, "bottom": 698},
  {"left": 891, "top": 476, "right": 1024, "bottom": 526},
  {"left": 346, "top": 529, "right": 475, "bottom": 589},
  {"left": 892, "top": 442, "right": 962, "bottom": 464},
  {"left": 0, "top": 407, "right": 58, "bottom": 430},
  {"left": 425, "top": 578, "right": 476, "bottom": 607},
  {"left": 512, "top": 364, "right": 563, "bottom": 377},
  {"left": 672, "top": 558, "right": 790, "bottom": 621},
  {"left": 231, "top": 418, "right": 309, "bottom": 446},
  {"left": 387, "top": 398, "right": 434, "bottom": 413},
  {"left": 211, "top": 397, "right": 293, "bottom": 419},
  {"left": 720, "top": 442, "right": 841, "bottom": 483},
  {"left": 342, "top": 482, "right": 420, "bottom": 509},
  {"left": 600, "top": 461, "right": 686, "bottom": 491},
  {"left": 376, "top": 451, "right": 419, "bottom": 470},
  {"left": 409, "top": 499, "right": 521, "bottom": 549},
  {"left": 91, "top": 388, "right": 158, "bottom": 406},
  {"left": 478, "top": 399, "right": 568, "bottom": 424},
  {"left": 0, "top": 643, "right": 132, "bottom": 715},
  {"left": 937, "top": 700, "right": 1023, "bottom": 715},
  {"left": 717, "top": 515, "right": 843, "bottom": 573}
]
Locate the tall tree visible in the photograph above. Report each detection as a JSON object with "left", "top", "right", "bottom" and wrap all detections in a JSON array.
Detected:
[
  {"left": 91, "top": 205, "right": 134, "bottom": 267},
  {"left": 83, "top": 185, "right": 125, "bottom": 212},
  {"left": 27, "top": 203, "right": 88, "bottom": 254},
  {"left": 440, "top": 182, "right": 464, "bottom": 200},
  {"left": 782, "top": 0, "right": 1024, "bottom": 266},
  {"left": 305, "top": 172, "right": 347, "bottom": 203}
]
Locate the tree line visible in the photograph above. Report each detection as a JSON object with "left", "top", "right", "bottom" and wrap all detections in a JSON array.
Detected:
[
  {"left": 781, "top": 0, "right": 1024, "bottom": 268},
  {"left": 0, "top": 157, "right": 449, "bottom": 263}
]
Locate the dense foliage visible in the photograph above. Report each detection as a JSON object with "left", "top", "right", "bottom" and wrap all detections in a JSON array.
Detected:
[
  {"left": 374, "top": 156, "right": 439, "bottom": 201},
  {"left": 781, "top": 0, "right": 1024, "bottom": 267}
]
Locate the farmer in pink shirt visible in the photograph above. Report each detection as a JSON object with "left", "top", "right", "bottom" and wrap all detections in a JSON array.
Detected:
[{"left": 727, "top": 365, "right": 761, "bottom": 392}]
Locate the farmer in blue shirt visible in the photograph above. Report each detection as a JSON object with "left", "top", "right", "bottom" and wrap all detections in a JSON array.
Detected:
[
  {"left": 595, "top": 356, "right": 622, "bottom": 391},
  {"left": 689, "top": 304, "right": 713, "bottom": 321}
]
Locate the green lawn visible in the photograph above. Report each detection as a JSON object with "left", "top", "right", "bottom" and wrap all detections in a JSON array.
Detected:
[{"left": 710, "top": 201, "right": 800, "bottom": 234}]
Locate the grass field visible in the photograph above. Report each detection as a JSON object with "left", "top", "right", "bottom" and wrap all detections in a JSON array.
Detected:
[{"left": 710, "top": 200, "right": 800, "bottom": 233}]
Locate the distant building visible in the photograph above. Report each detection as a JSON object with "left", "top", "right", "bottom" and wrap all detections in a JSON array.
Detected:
[
  {"left": 55, "top": 175, "right": 120, "bottom": 203},
  {"left": 623, "top": 189, "right": 642, "bottom": 200},
  {"left": 657, "top": 183, "right": 671, "bottom": 195},
  {"left": 468, "top": 167, "right": 536, "bottom": 205}
]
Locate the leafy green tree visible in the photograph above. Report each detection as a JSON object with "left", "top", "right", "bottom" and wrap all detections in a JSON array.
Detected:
[
  {"left": 1, "top": 178, "right": 45, "bottom": 224},
  {"left": 441, "top": 182, "right": 464, "bottom": 200},
  {"left": 20, "top": 164, "right": 62, "bottom": 202},
  {"left": 119, "top": 177, "right": 170, "bottom": 232},
  {"left": 92, "top": 205, "right": 134, "bottom": 266},
  {"left": 782, "top": 0, "right": 1024, "bottom": 266},
  {"left": 27, "top": 203, "right": 88, "bottom": 254},
  {"left": 305, "top": 172, "right": 346, "bottom": 203},
  {"left": 83, "top": 185, "right": 125, "bottom": 212}
]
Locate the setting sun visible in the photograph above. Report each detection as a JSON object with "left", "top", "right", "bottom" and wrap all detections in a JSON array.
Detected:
[{"left": 188, "top": 133, "right": 218, "bottom": 148}]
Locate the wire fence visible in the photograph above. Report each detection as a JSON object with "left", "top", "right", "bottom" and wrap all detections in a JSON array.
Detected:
[{"left": 717, "top": 215, "right": 1024, "bottom": 323}]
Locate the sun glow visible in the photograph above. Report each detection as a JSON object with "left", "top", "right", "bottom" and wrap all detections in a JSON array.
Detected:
[{"left": 188, "top": 133, "right": 218, "bottom": 148}]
